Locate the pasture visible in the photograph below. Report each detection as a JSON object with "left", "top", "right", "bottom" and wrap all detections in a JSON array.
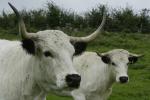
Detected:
[{"left": 0, "top": 31, "right": 150, "bottom": 100}]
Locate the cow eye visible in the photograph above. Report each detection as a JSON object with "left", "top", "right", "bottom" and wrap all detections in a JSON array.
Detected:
[
  {"left": 44, "top": 51, "right": 53, "bottom": 57},
  {"left": 112, "top": 62, "right": 116, "bottom": 66}
]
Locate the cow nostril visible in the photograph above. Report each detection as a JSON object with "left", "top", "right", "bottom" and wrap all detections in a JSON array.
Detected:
[
  {"left": 119, "top": 76, "right": 128, "bottom": 83},
  {"left": 66, "top": 74, "right": 81, "bottom": 88}
]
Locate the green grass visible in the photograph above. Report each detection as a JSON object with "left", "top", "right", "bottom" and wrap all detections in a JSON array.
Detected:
[{"left": 1, "top": 32, "right": 150, "bottom": 100}]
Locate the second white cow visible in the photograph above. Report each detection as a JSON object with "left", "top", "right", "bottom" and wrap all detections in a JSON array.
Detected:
[{"left": 56, "top": 49, "right": 142, "bottom": 100}]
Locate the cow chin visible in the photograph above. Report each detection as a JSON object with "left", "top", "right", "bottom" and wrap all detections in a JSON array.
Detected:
[{"left": 44, "top": 80, "right": 67, "bottom": 92}]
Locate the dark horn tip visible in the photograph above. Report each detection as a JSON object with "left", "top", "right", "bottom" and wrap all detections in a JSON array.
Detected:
[
  {"left": 8, "top": 2, "right": 14, "bottom": 9},
  {"left": 8, "top": 2, "right": 11, "bottom": 5},
  {"left": 8, "top": 2, "right": 20, "bottom": 18}
]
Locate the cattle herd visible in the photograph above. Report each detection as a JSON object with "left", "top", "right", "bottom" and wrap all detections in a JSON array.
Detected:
[{"left": 0, "top": 3, "right": 142, "bottom": 100}]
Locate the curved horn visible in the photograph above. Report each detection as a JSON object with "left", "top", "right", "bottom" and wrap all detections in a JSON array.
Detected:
[
  {"left": 70, "top": 7, "right": 106, "bottom": 43},
  {"left": 129, "top": 53, "right": 144, "bottom": 58},
  {"left": 8, "top": 2, "right": 34, "bottom": 39}
]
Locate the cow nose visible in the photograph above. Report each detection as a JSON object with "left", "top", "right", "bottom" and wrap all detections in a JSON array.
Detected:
[
  {"left": 66, "top": 74, "right": 81, "bottom": 88},
  {"left": 119, "top": 76, "right": 128, "bottom": 83}
]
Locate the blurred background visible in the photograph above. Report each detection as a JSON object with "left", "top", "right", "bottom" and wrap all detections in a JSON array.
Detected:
[{"left": 0, "top": 0, "right": 150, "bottom": 100}]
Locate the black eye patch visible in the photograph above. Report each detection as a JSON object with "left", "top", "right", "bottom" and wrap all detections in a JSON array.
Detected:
[{"left": 44, "top": 51, "right": 53, "bottom": 57}]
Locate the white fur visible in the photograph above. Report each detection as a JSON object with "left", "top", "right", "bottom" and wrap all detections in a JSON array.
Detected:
[
  {"left": 56, "top": 49, "right": 138, "bottom": 100},
  {"left": 0, "top": 30, "right": 78, "bottom": 100}
]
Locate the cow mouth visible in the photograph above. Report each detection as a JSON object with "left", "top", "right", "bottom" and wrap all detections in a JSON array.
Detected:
[
  {"left": 67, "top": 82, "right": 80, "bottom": 89},
  {"left": 116, "top": 80, "right": 128, "bottom": 84}
]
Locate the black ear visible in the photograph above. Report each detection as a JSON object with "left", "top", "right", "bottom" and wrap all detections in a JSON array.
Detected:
[
  {"left": 128, "top": 56, "right": 138, "bottom": 64},
  {"left": 72, "top": 42, "right": 87, "bottom": 56},
  {"left": 22, "top": 39, "right": 35, "bottom": 55},
  {"left": 101, "top": 55, "right": 111, "bottom": 64}
]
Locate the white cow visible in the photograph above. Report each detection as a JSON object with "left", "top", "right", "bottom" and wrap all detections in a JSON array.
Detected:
[
  {"left": 55, "top": 49, "right": 142, "bottom": 100},
  {"left": 0, "top": 3, "right": 106, "bottom": 100}
]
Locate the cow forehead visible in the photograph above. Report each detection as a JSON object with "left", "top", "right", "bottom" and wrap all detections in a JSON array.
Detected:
[
  {"left": 37, "top": 30, "right": 70, "bottom": 46},
  {"left": 36, "top": 30, "right": 69, "bottom": 41},
  {"left": 36, "top": 30, "right": 73, "bottom": 49},
  {"left": 107, "top": 49, "right": 129, "bottom": 56},
  {"left": 108, "top": 49, "right": 129, "bottom": 62}
]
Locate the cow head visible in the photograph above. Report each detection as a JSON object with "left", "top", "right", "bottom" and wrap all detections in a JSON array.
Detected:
[
  {"left": 98, "top": 49, "right": 142, "bottom": 83},
  {"left": 9, "top": 3, "right": 106, "bottom": 91}
]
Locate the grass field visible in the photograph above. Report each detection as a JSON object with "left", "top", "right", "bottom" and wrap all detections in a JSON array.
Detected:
[{"left": 0, "top": 31, "right": 150, "bottom": 100}]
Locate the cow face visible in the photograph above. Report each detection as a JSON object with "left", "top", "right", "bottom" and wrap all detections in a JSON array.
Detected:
[
  {"left": 100, "top": 49, "right": 141, "bottom": 83},
  {"left": 28, "top": 30, "right": 84, "bottom": 90}
]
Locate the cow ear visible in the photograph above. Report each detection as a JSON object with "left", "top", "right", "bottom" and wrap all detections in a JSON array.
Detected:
[
  {"left": 101, "top": 55, "right": 111, "bottom": 64},
  {"left": 71, "top": 42, "right": 87, "bottom": 56},
  {"left": 97, "top": 53, "right": 111, "bottom": 64},
  {"left": 128, "top": 53, "right": 143, "bottom": 64},
  {"left": 128, "top": 56, "right": 138, "bottom": 64},
  {"left": 22, "top": 39, "right": 35, "bottom": 55}
]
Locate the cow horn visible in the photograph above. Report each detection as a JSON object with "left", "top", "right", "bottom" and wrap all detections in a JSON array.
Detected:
[
  {"left": 129, "top": 53, "right": 144, "bottom": 58},
  {"left": 70, "top": 6, "right": 106, "bottom": 43},
  {"left": 8, "top": 2, "right": 35, "bottom": 39}
]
